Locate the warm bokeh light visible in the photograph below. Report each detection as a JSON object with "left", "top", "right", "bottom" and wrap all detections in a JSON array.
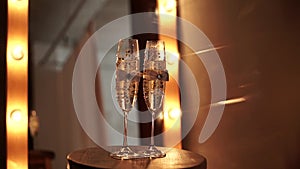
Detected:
[
  {"left": 6, "top": 0, "right": 29, "bottom": 168},
  {"left": 168, "top": 108, "right": 181, "bottom": 120},
  {"left": 158, "top": 112, "right": 164, "bottom": 120},
  {"left": 157, "top": 0, "right": 181, "bottom": 148},
  {"left": 160, "top": 0, "right": 177, "bottom": 13},
  {"left": 11, "top": 45, "right": 24, "bottom": 60},
  {"left": 10, "top": 110, "right": 22, "bottom": 122},
  {"left": 167, "top": 52, "right": 179, "bottom": 65},
  {"left": 214, "top": 97, "right": 246, "bottom": 106}
]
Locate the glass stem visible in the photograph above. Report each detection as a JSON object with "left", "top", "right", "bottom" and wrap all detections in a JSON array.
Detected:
[
  {"left": 123, "top": 111, "right": 128, "bottom": 147},
  {"left": 150, "top": 111, "right": 155, "bottom": 146}
]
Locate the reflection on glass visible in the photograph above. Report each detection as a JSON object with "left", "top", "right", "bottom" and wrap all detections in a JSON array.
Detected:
[
  {"left": 110, "top": 39, "right": 140, "bottom": 159},
  {"left": 142, "top": 40, "right": 167, "bottom": 158}
]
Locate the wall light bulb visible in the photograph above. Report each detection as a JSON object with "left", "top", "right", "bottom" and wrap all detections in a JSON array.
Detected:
[
  {"left": 168, "top": 108, "right": 181, "bottom": 120},
  {"left": 167, "top": 53, "right": 178, "bottom": 65},
  {"left": 163, "top": 0, "right": 176, "bottom": 12},
  {"left": 11, "top": 46, "right": 24, "bottom": 60},
  {"left": 10, "top": 110, "right": 22, "bottom": 122},
  {"left": 12, "top": 0, "right": 23, "bottom": 2}
]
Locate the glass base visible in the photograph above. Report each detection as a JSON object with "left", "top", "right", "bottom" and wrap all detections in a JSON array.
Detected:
[
  {"left": 110, "top": 146, "right": 140, "bottom": 160},
  {"left": 143, "top": 145, "right": 166, "bottom": 158}
]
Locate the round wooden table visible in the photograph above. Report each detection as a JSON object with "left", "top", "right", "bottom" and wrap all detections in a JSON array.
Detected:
[{"left": 67, "top": 146, "right": 206, "bottom": 169}]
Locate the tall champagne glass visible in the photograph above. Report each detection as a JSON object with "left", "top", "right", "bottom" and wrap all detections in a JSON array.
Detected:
[
  {"left": 110, "top": 39, "right": 140, "bottom": 159},
  {"left": 142, "top": 40, "right": 168, "bottom": 158}
]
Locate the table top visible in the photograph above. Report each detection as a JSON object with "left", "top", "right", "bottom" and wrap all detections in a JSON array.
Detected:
[
  {"left": 29, "top": 149, "right": 55, "bottom": 159},
  {"left": 67, "top": 146, "right": 206, "bottom": 169}
]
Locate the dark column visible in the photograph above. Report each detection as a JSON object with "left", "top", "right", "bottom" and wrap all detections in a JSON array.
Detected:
[
  {"left": 130, "top": 0, "right": 164, "bottom": 145},
  {"left": 0, "top": 0, "right": 7, "bottom": 168}
]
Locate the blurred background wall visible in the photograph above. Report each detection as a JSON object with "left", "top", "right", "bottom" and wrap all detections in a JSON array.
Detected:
[
  {"left": 1, "top": 0, "right": 298, "bottom": 169},
  {"left": 31, "top": 1, "right": 131, "bottom": 168},
  {"left": 179, "top": 0, "right": 300, "bottom": 169}
]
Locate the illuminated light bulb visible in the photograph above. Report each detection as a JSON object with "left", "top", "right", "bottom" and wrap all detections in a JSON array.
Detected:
[
  {"left": 11, "top": 0, "right": 23, "bottom": 3},
  {"left": 158, "top": 112, "right": 164, "bottom": 120},
  {"left": 11, "top": 46, "right": 24, "bottom": 60},
  {"left": 10, "top": 110, "right": 22, "bottom": 122},
  {"left": 167, "top": 53, "right": 178, "bottom": 65},
  {"left": 163, "top": 0, "right": 177, "bottom": 12},
  {"left": 168, "top": 108, "right": 181, "bottom": 120}
]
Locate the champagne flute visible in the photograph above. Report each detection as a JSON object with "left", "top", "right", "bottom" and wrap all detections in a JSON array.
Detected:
[
  {"left": 110, "top": 39, "right": 140, "bottom": 159},
  {"left": 142, "top": 40, "right": 168, "bottom": 158}
]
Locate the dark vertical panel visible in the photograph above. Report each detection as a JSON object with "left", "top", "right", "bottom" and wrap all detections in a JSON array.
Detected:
[
  {"left": 130, "top": 0, "right": 164, "bottom": 145},
  {"left": 0, "top": 0, "right": 7, "bottom": 168},
  {"left": 28, "top": 39, "right": 34, "bottom": 150},
  {"left": 28, "top": 0, "right": 34, "bottom": 149},
  {"left": 130, "top": 0, "right": 158, "bottom": 112}
]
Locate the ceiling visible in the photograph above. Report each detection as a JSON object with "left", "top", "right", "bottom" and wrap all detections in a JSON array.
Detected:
[{"left": 29, "top": 0, "right": 130, "bottom": 68}]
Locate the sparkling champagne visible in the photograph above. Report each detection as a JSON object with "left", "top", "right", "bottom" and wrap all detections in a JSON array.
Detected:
[
  {"left": 116, "top": 59, "right": 139, "bottom": 112},
  {"left": 141, "top": 40, "right": 167, "bottom": 158},
  {"left": 143, "top": 60, "right": 166, "bottom": 112},
  {"left": 110, "top": 38, "right": 140, "bottom": 159}
]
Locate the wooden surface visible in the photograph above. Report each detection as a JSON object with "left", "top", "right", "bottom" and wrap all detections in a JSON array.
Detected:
[
  {"left": 67, "top": 146, "right": 206, "bottom": 169},
  {"left": 29, "top": 150, "right": 55, "bottom": 169}
]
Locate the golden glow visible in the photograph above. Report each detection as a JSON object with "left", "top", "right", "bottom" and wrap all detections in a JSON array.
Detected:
[
  {"left": 168, "top": 108, "right": 181, "bottom": 120},
  {"left": 164, "top": 0, "right": 176, "bottom": 12},
  {"left": 6, "top": 0, "right": 29, "bottom": 168},
  {"left": 163, "top": 107, "right": 181, "bottom": 129},
  {"left": 157, "top": 0, "right": 181, "bottom": 148},
  {"left": 183, "top": 45, "right": 229, "bottom": 57},
  {"left": 10, "top": 110, "right": 23, "bottom": 122},
  {"left": 215, "top": 97, "right": 246, "bottom": 106},
  {"left": 159, "top": 0, "right": 177, "bottom": 14},
  {"left": 167, "top": 52, "right": 179, "bottom": 65},
  {"left": 11, "top": 45, "right": 24, "bottom": 60},
  {"left": 158, "top": 112, "right": 164, "bottom": 120}
]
